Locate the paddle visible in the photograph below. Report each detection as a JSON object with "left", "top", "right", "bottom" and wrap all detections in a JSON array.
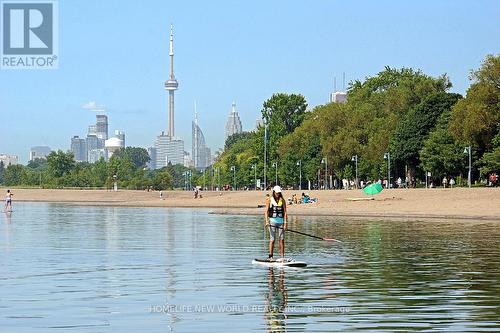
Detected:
[{"left": 274, "top": 225, "right": 342, "bottom": 243}]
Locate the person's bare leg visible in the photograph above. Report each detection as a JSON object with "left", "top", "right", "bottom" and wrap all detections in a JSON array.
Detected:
[
  {"left": 279, "top": 239, "right": 284, "bottom": 257},
  {"left": 269, "top": 240, "right": 274, "bottom": 259}
]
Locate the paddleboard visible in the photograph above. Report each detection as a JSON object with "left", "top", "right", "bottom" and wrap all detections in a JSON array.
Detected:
[{"left": 252, "top": 258, "right": 307, "bottom": 268}]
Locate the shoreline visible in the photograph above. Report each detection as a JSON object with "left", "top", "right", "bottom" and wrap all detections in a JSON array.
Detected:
[{"left": 3, "top": 187, "right": 500, "bottom": 222}]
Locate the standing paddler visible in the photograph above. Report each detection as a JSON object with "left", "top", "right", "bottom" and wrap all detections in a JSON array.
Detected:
[{"left": 264, "top": 186, "right": 288, "bottom": 260}]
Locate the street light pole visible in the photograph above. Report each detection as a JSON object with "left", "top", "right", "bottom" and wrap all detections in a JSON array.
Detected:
[
  {"left": 251, "top": 164, "right": 257, "bottom": 190},
  {"left": 264, "top": 122, "right": 267, "bottom": 191},
  {"left": 351, "top": 155, "right": 358, "bottom": 189},
  {"left": 321, "top": 157, "right": 328, "bottom": 190},
  {"left": 272, "top": 162, "right": 278, "bottom": 185},
  {"left": 230, "top": 166, "right": 236, "bottom": 190},
  {"left": 297, "top": 160, "right": 302, "bottom": 190},
  {"left": 464, "top": 146, "right": 472, "bottom": 188},
  {"left": 384, "top": 152, "right": 391, "bottom": 189}
]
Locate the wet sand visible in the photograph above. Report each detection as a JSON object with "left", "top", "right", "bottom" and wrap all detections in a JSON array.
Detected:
[{"left": 4, "top": 187, "right": 500, "bottom": 221}]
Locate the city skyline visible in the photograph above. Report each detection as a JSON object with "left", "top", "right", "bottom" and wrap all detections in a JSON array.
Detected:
[{"left": 1, "top": 0, "right": 499, "bottom": 163}]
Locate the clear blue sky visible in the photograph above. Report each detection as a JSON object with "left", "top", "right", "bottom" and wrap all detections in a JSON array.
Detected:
[{"left": 1, "top": 0, "right": 499, "bottom": 163}]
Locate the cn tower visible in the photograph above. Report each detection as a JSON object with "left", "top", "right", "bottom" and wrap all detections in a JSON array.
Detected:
[{"left": 164, "top": 24, "right": 178, "bottom": 138}]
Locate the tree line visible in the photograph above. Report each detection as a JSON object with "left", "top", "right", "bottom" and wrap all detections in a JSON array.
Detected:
[
  {"left": 1, "top": 54, "right": 498, "bottom": 190},
  {"left": 214, "top": 54, "right": 499, "bottom": 189}
]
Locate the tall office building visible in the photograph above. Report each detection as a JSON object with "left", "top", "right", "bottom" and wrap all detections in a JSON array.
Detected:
[
  {"left": 154, "top": 24, "right": 184, "bottom": 168},
  {"left": 154, "top": 133, "right": 184, "bottom": 167},
  {"left": 30, "top": 146, "right": 51, "bottom": 160},
  {"left": 329, "top": 91, "right": 347, "bottom": 103},
  {"left": 71, "top": 136, "right": 87, "bottom": 162},
  {"left": 0, "top": 154, "right": 18, "bottom": 166},
  {"left": 114, "top": 130, "right": 125, "bottom": 145},
  {"left": 192, "top": 112, "right": 211, "bottom": 170},
  {"left": 225, "top": 102, "right": 242, "bottom": 142},
  {"left": 147, "top": 147, "right": 157, "bottom": 170},
  {"left": 96, "top": 114, "right": 109, "bottom": 140}
]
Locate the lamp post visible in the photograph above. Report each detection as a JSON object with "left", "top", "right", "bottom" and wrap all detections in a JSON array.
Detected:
[
  {"left": 214, "top": 167, "right": 220, "bottom": 191},
  {"left": 263, "top": 122, "right": 267, "bottom": 190},
  {"left": 296, "top": 160, "right": 302, "bottom": 190},
  {"left": 230, "top": 165, "right": 236, "bottom": 190},
  {"left": 464, "top": 146, "right": 472, "bottom": 188},
  {"left": 188, "top": 170, "right": 192, "bottom": 190},
  {"left": 321, "top": 157, "right": 328, "bottom": 190},
  {"left": 272, "top": 162, "right": 278, "bottom": 185},
  {"left": 384, "top": 152, "right": 391, "bottom": 189},
  {"left": 251, "top": 164, "right": 257, "bottom": 190},
  {"left": 351, "top": 155, "right": 358, "bottom": 189},
  {"left": 113, "top": 174, "right": 117, "bottom": 191}
]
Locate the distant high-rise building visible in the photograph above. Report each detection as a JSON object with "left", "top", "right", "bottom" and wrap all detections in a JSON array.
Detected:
[
  {"left": 86, "top": 134, "right": 99, "bottom": 151},
  {"left": 225, "top": 102, "right": 242, "bottom": 142},
  {"left": 329, "top": 91, "right": 347, "bottom": 103},
  {"left": 147, "top": 147, "right": 157, "bottom": 170},
  {"left": 183, "top": 151, "right": 193, "bottom": 168},
  {"left": 0, "top": 154, "right": 18, "bottom": 166},
  {"left": 96, "top": 114, "right": 108, "bottom": 140},
  {"left": 154, "top": 133, "right": 184, "bottom": 168},
  {"left": 71, "top": 136, "right": 87, "bottom": 162},
  {"left": 88, "top": 125, "right": 97, "bottom": 135},
  {"left": 114, "top": 130, "right": 125, "bottom": 145},
  {"left": 30, "top": 146, "right": 51, "bottom": 161},
  {"left": 192, "top": 112, "right": 211, "bottom": 170}
]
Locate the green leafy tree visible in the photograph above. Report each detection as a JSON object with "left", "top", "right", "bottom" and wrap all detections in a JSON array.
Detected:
[
  {"left": 47, "top": 150, "right": 76, "bottom": 179},
  {"left": 112, "top": 147, "right": 150, "bottom": 169},
  {"left": 390, "top": 92, "right": 461, "bottom": 177},
  {"left": 420, "top": 112, "right": 466, "bottom": 179},
  {"left": 479, "top": 127, "right": 500, "bottom": 177},
  {"left": 4, "top": 164, "right": 25, "bottom": 186},
  {"left": 261, "top": 93, "right": 307, "bottom": 169},
  {"left": 153, "top": 170, "right": 172, "bottom": 190},
  {"left": 27, "top": 158, "right": 48, "bottom": 170},
  {"left": 225, "top": 132, "right": 254, "bottom": 150},
  {"left": 449, "top": 54, "right": 500, "bottom": 154}
]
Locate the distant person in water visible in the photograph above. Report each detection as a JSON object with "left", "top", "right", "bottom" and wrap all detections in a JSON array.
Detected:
[
  {"left": 4, "top": 189, "right": 13, "bottom": 212},
  {"left": 264, "top": 186, "right": 288, "bottom": 260}
]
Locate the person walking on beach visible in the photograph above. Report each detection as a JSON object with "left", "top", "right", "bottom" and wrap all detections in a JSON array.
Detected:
[
  {"left": 264, "top": 186, "right": 288, "bottom": 260},
  {"left": 4, "top": 189, "right": 13, "bottom": 212}
]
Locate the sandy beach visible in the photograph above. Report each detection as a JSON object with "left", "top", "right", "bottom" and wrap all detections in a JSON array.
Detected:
[{"left": 4, "top": 187, "right": 499, "bottom": 221}]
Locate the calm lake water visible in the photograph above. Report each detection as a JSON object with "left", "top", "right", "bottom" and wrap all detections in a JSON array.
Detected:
[{"left": 1, "top": 203, "right": 499, "bottom": 332}]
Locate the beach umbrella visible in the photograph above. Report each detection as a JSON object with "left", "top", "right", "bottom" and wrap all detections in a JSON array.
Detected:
[{"left": 363, "top": 183, "right": 383, "bottom": 195}]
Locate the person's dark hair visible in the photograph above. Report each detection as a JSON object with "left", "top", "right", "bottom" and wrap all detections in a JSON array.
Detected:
[{"left": 272, "top": 191, "right": 283, "bottom": 202}]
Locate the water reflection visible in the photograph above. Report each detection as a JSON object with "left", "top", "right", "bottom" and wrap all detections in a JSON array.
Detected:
[
  {"left": 0, "top": 203, "right": 499, "bottom": 332},
  {"left": 265, "top": 268, "right": 288, "bottom": 333}
]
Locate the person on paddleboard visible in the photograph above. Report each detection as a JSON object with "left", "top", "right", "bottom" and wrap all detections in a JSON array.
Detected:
[
  {"left": 4, "top": 189, "right": 13, "bottom": 212},
  {"left": 265, "top": 185, "right": 288, "bottom": 260}
]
